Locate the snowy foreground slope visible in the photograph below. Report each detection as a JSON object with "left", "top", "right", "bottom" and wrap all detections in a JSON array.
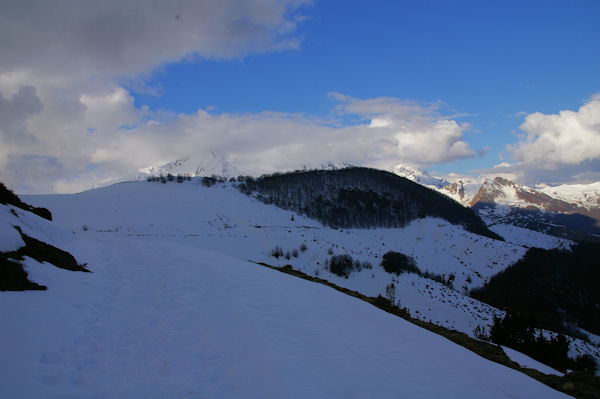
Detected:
[
  {"left": 23, "top": 180, "right": 573, "bottom": 337},
  {"left": 10, "top": 179, "right": 600, "bottom": 392},
  {"left": 1, "top": 226, "right": 569, "bottom": 397},
  {"left": 26, "top": 179, "right": 600, "bottom": 371}
]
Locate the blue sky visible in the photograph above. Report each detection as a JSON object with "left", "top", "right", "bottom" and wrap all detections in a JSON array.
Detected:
[
  {"left": 130, "top": 1, "right": 599, "bottom": 176},
  {"left": 1, "top": 0, "right": 599, "bottom": 193}
]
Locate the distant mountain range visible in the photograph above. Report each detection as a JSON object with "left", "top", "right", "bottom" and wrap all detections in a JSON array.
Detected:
[
  {"left": 393, "top": 165, "right": 600, "bottom": 241},
  {"left": 392, "top": 164, "right": 600, "bottom": 211},
  {"left": 125, "top": 155, "right": 600, "bottom": 240}
]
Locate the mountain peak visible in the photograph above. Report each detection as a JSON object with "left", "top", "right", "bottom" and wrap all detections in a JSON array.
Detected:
[
  {"left": 470, "top": 177, "right": 577, "bottom": 212},
  {"left": 137, "top": 152, "right": 241, "bottom": 178},
  {"left": 393, "top": 164, "right": 448, "bottom": 188},
  {"left": 538, "top": 182, "right": 600, "bottom": 210}
]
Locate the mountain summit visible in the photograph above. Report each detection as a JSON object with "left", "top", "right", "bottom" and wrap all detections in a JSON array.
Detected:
[
  {"left": 470, "top": 177, "right": 578, "bottom": 212},
  {"left": 137, "top": 152, "right": 240, "bottom": 179},
  {"left": 393, "top": 164, "right": 448, "bottom": 188}
]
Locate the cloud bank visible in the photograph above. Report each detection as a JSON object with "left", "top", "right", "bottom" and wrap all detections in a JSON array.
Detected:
[
  {"left": 332, "top": 94, "right": 475, "bottom": 165},
  {"left": 481, "top": 94, "right": 600, "bottom": 185},
  {"left": 0, "top": 0, "right": 482, "bottom": 193},
  {"left": 0, "top": 85, "right": 479, "bottom": 193},
  {"left": 0, "top": 0, "right": 309, "bottom": 79},
  {"left": 2, "top": 1, "right": 596, "bottom": 193},
  {"left": 511, "top": 94, "right": 600, "bottom": 166}
]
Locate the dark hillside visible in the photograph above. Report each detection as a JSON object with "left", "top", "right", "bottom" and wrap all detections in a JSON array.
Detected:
[
  {"left": 471, "top": 241, "right": 600, "bottom": 336},
  {"left": 473, "top": 202, "right": 600, "bottom": 242},
  {"left": 240, "top": 167, "right": 502, "bottom": 240}
]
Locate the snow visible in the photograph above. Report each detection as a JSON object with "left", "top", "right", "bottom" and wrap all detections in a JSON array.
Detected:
[
  {"left": 0, "top": 205, "right": 25, "bottom": 252},
  {"left": 393, "top": 164, "right": 448, "bottom": 188},
  {"left": 20, "top": 180, "right": 574, "bottom": 340},
  {"left": 502, "top": 346, "right": 564, "bottom": 376},
  {"left": 430, "top": 174, "right": 600, "bottom": 212},
  {"left": 5, "top": 178, "right": 594, "bottom": 394},
  {"left": 488, "top": 223, "right": 572, "bottom": 250},
  {"left": 539, "top": 182, "right": 600, "bottom": 209},
  {"left": 1, "top": 202, "right": 77, "bottom": 251},
  {"left": 137, "top": 152, "right": 241, "bottom": 179},
  {"left": 485, "top": 180, "right": 537, "bottom": 208},
  {"left": 1, "top": 228, "right": 570, "bottom": 397},
  {"left": 437, "top": 177, "right": 484, "bottom": 206}
]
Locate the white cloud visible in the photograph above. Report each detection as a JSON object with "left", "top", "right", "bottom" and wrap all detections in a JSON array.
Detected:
[
  {"left": 0, "top": 0, "right": 311, "bottom": 80},
  {"left": 476, "top": 159, "right": 600, "bottom": 187},
  {"left": 0, "top": 0, "right": 310, "bottom": 192},
  {"left": 480, "top": 94, "right": 600, "bottom": 185},
  {"left": 509, "top": 94, "right": 600, "bottom": 166},
  {"left": 333, "top": 94, "right": 476, "bottom": 166},
  {"left": 0, "top": 88, "right": 478, "bottom": 193},
  {"left": 368, "top": 118, "right": 393, "bottom": 128},
  {"left": 0, "top": 1, "right": 480, "bottom": 193}
]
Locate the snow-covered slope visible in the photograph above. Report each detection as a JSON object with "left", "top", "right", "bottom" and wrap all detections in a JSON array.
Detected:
[
  {"left": 439, "top": 178, "right": 485, "bottom": 206},
  {"left": 81, "top": 152, "right": 242, "bottom": 191},
  {"left": 539, "top": 182, "right": 600, "bottom": 210},
  {"left": 435, "top": 176, "right": 600, "bottom": 214},
  {"left": 431, "top": 177, "right": 600, "bottom": 236},
  {"left": 22, "top": 180, "right": 575, "bottom": 339},
  {"left": 6, "top": 178, "right": 598, "bottom": 394},
  {"left": 502, "top": 346, "right": 564, "bottom": 376},
  {"left": 469, "top": 177, "right": 576, "bottom": 210},
  {"left": 0, "top": 202, "right": 79, "bottom": 256},
  {"left": 0, "top": 205, "right": 26, "bottom": 252},
  {"left": 391, "top": 167, "right": 484, "bottom": 206},
  {"left": 0, "top": 233, "right": 570, "bottom": 398},
  {"left": 460, "top": 177, "right": 600, "bottom": 240},
  {"left": 393, "top": 164, "right": 448, "bottom": 188}
]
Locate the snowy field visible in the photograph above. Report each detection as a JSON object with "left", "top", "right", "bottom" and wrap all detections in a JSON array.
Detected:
[
  {"left": 0, "top": 178, "right": 593, "bottom": 395},
  {"left": 1, "top": 212, "right": 570, "bottom": 397},
  {"left": 22, "top": 180, "right": 574, "bottom": 338}
]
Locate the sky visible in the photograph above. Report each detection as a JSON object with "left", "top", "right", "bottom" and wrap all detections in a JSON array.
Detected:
[{"left": 1, "top": 0, "right": 599, "bottom": 193}]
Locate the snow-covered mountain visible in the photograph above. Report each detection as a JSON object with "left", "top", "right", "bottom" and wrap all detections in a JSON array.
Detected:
[
  {"left": 438, "top": 177, "right": 485, "bottom": 206},
  {"left": 464, "top": 178, "right": 600, "bottom": 240},
  {"left": 539, "top": 182, "right": 600, "bottom": 210},
  {"left": 469, "top": 177, "right": 578, "bottom": 211},
  {"left": 412, "top": 171, "right": 600, "bottom": 216},
  {"left": 137, "top": 152, "right": 241, "bottom": 178},
  {"left": 393, "top": 164, "right": 448, "bottom": 188},
  {"left": 405, "top": 174, "right": 600, "bottom": 240},
  {"left": 392, "top": 167, "right": 598, "bottom": 216}
]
